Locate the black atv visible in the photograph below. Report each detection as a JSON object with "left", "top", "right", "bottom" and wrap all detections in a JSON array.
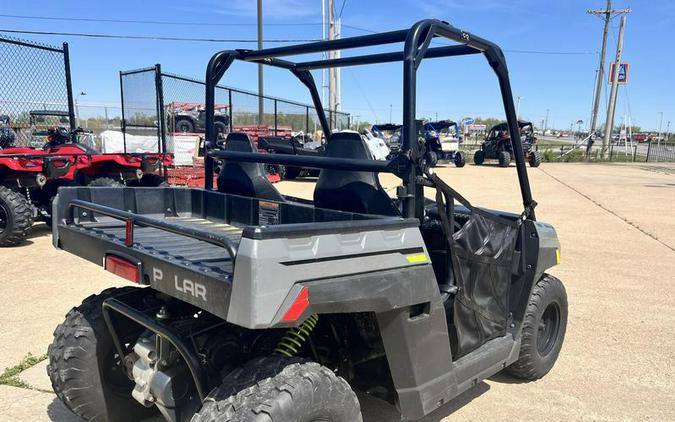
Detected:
[
  {"left": 48, "top": 20, "right": 566, "bottom": 422},
  {"left": 474, "top": 120, "right": 541, "bottom": 167}
]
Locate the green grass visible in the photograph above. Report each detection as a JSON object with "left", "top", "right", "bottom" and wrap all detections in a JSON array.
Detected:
[{"left": 0, "top": 353, "right": 47, "bottom": 389}]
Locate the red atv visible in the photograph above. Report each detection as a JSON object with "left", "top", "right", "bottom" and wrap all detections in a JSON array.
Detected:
[{"left": 0, "top": 123, "right": 172, "bottom": 246}]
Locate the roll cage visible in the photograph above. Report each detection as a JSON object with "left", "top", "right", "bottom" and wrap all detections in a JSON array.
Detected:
[{"left": 204, "top": 19, "right": 536, "bottom": 220}]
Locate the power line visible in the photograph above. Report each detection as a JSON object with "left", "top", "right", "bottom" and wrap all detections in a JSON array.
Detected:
[
  {"left": 338, "top": 0, "right": 348, "bottom": 18},
  {"left": 0, "top": 28, "right": 319, "bottom": 43},
  {"left": 0, "top": 13, "right": 323, "bottom": 27}
]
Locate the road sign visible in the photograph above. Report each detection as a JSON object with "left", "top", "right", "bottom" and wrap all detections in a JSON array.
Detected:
[{"left": 608, "top": 62, "right": 629, "bottom": 84}]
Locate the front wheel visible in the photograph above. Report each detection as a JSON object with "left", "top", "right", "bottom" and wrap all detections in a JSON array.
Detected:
[
  {"left": 506, "top": 274, "right": 568, "bottom": 380},
  {"left": 454, "top": 151, "right": 466, "bottom": 167},
  {"left": 0, "top": 186, "right": 33, "bottom": 247},
  {"left": 473, "top": 149, "right": 485, "bottom": 165},
  {"left": 48, "top": 287, "right": 157, "bottom": 422},
  {"left": 193, "top": 356, "right": 362, "bottom": 422}
]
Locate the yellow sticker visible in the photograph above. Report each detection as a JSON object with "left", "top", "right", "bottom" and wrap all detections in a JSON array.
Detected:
[
  {"left": 406, "top": 253, "right": 428, "bottom": 264},
  {"left": 555, "top": 249, "right": 561, "bottom": 265}
]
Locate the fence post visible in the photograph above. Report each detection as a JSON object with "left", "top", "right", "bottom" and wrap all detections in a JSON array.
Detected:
[
  {"left": 227, "top": 89, "right": 234, "bottom": 132},
  {"left": 632, "top": 145, "right": 637, "bottom": 162},
  {"left": 305, "top": 106, "right": 310, "bottom": 136},
  {"left": 646, "top": 140, "right": 651, "bottom": 162},
  {"left": 119, "top": 71, "right": 127, "bottom": 153},
  {"left": 560, "top": 146, "right": 564, "bottom": 157},
  {"left": 274, "top": 99, "right": 278, "bottom": 136},
  {"left": 154, "top": 64, "right": 166, "bottom": 157},
  {"left": 62, "top": 42, "right": 76, "bottom": 132}
]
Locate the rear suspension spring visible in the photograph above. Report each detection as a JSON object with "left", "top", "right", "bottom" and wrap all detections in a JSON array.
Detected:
[{"left": 273, "top": 314, "right": 319, "bottom": 358}]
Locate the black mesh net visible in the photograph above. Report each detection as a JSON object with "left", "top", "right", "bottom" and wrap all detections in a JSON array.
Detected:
[{"left": 0, "top": 36, "right": 72, "bottom": 147}]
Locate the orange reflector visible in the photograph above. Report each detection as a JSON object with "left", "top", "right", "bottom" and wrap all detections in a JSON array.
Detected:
[
  {"left": 105, "top": 255, "right": 140, "bottom": 283},
  {"left": 281, "top": 287, "right": 310, "bottom": 322}
]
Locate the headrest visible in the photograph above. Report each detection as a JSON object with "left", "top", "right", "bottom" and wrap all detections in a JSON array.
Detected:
[{"left": 325, "top": 132, "right": 370, "bottom": 159}]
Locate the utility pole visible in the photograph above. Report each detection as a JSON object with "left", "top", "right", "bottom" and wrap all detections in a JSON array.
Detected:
[
  {"left": 587, "top": 2, "right": 630, "bottom": 139},
  {"left": 516, "top": 96, "right": 522, "bottom": 119},
  {"left": 257, "top": 0, "right": 264, "bottom": 125},
  {"left": 601, "top": 14, "right": 627, "bottom": 158},
  {"left": 327, "top": 0, "right": 341, "bottom": 129},
  {"left": 543, "top": 108, "right": 550, "bottom": 135},
  {"left": 389, "top": 104, "right": 392, "bottom": 123}
]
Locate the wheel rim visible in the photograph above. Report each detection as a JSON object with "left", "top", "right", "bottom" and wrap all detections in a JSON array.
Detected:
[
  {"left": 0, "top": 202, "right": 8, "bottom": 233},
  {"left": 537, "top": 302, "right": 561, "bottom": 356}
]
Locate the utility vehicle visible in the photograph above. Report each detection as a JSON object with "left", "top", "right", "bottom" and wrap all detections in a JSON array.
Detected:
[
  {"left": 423, "top": 120, "right": 465, "bottom": 167},
  {"left": 48, "top": 20, "right": 567, "bottom": 422},
  {"left": 0, "top": 124, "right": 171, "bottom": 246},
  {"left": 474, "top": 120, "right": 541, "bottom": 167},
  {"left": 371, "top": 123, "right": 403, "bottom": 152},
  {"left": 168, "top": 102, "right": 230, "bottom": 135}
]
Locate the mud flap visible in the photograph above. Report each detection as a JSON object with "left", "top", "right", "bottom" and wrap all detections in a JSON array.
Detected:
[{"left": 429, "top": 173, "right": 519, "bottom": 358}]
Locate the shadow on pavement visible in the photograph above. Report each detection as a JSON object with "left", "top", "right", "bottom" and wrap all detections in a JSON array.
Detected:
[{"left": 360, "top": 381, "right": 491, "bottom": 421}]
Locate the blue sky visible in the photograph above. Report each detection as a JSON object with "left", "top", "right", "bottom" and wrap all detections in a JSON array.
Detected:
[{"left": 2, "top": 0, "right": 673, "bottom": 131}]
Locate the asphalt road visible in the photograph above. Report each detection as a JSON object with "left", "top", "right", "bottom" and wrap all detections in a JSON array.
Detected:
[{"left": 1, "top": 162, "right": 674, "bottom": 421}]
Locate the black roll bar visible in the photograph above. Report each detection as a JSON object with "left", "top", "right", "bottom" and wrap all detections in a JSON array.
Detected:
[{"left": 203, "top": 18, "right": 537, "bottom": 220}]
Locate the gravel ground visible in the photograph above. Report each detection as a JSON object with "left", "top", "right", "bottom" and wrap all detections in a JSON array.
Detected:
[{"left": 0, "top": 162, "right": 673, "bottom": 421}]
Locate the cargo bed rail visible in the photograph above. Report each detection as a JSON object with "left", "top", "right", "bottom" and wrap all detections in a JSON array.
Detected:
[{"left": 67, "top": 199, "right": 238, "bottom": 262}]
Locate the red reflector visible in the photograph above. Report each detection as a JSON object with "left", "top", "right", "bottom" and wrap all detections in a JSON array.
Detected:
[
  {"left": 281, "top": 287, "right": 310, "bottom": 322},
  {"left": 105, "top": 255, "right": 140, "bottom": 283}
]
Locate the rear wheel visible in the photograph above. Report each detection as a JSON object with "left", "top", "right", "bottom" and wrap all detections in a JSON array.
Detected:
[
  {"left": 498, "top": 150, "right": 511, "bottom": 167},
  {"left": 528, "top": 151, "right": 542, "bottom": 167},
  {"left": 47, "top": 287, "right": 157, "bottom": 422},
  {"left": 192, "top": 355, "right": 362, "bottom": 422},
  {"left": 454, "top": 151, "right": 466, "bottom": 167},
  {"left": 0, "top": 186, "right": 32, "bottom": 247},
  {"left": 88, "top": 177, "right": 122, "bottom": 187},
  {"left": 506, "top": 274, "right": 568, "bottom": 380},
  {"left": 128, "top": 173, "right": 169, "bottom": 187},
  {"left": 473, "top": 149, "right": 485, "bottom": 165}
]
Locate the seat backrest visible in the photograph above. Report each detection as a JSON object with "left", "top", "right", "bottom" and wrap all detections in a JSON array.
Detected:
[
  {"left": 216, "top": 132, "right": 284, "bottom": 202},
  {"left": 313, "top": 132, "right": 399, "bottom": 216}
]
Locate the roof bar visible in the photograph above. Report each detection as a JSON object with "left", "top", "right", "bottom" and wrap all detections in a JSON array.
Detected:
[
  {"left": 294, "top": 44, "right": 480, "bottom": 70},
  {"left": 240, "top": 29, "right": 409, "bottom": 60}
]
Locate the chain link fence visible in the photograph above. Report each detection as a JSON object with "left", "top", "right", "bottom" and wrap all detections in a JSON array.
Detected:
[
  {"left": 0, "top": 35, "right": 75, "bottom": 147},
  {"left": 120, "top": 65, "right": 350, "bottom": 160}
]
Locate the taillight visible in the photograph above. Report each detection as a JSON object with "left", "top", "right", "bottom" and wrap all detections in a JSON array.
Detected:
[
  {"left": 281, "top": 287, "right": 310, "bottom": 322},
  {"left": 105, "top": 255, "right": 140, "bottom": 283}
]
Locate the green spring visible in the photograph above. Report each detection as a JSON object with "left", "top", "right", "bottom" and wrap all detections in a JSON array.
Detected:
[{"left": 273, "top": 314, "right": 319, "bottom": 357}]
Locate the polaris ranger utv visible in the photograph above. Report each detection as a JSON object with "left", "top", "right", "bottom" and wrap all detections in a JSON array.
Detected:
[{"left": 48, "top": 20, "right": 567, "bottom": 422}]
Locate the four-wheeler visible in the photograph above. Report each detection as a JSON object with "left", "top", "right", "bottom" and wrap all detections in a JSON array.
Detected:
[
  {"left": 168, "top": 102, "right": 230, "bottom": 135},
  {"left": 423, "top": 120, "right": 465, "bottom": 167},
  {"left": 474, "top": 120, "right": 541, "bottom": 167},
  {"left": 0, "top": 124, "right": 172, "bottom": 246},
  {"left": 48, "top": 20, "right": 567, "bottom": 422}
]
